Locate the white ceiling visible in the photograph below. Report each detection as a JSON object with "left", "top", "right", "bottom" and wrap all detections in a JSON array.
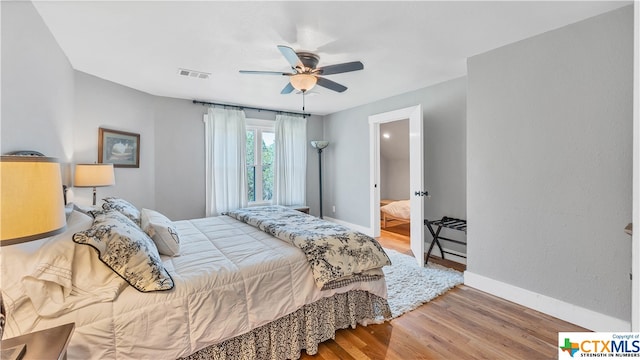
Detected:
[{"left": 32, "top": 1, "right": 630, "bottom": 115}]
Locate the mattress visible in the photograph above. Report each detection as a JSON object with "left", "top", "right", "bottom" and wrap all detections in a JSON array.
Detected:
[
  {"left": 2, "top": 214, "right": 386, "bottom": 359},
  {"left": 381, "top": 199, "right": 411, "bottom": 220}
]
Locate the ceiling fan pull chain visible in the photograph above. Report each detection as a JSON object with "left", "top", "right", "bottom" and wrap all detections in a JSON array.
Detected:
[{"left": 302, "top": 90, "right": 306, "bottom": 117}]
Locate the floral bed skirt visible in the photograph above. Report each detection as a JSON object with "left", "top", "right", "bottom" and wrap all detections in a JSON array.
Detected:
[{"left": 180, "top": 290, "right": 391, "bottom": 360}]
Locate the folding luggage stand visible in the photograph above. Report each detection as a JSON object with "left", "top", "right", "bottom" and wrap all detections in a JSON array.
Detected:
[{"left": 424, "top": 217, "right": 467, "bottom": 265}]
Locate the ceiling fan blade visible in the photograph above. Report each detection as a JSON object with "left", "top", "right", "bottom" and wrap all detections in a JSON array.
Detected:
[
  {"left": 277, "top": 45, "right": 303, "bottom": 70},
  {"left": 316, "top": 77, "right": 348, "bottom": 93},
  {"left": 281, "top": 82, "right": 295, "bottom": 94},
  {"left": 316, "top": 61, "right": 363, "bottom": 75},
  {"left": 239, "top": 70, "right": 293, "bottom": 76}
]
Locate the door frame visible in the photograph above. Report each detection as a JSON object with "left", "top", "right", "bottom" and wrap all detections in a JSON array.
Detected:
[
  {"left": 631, "top": 1, "right": 639, "bottom": 331},
  {"left": 369, "top": 105, "right": 424, "bottom": 266}
]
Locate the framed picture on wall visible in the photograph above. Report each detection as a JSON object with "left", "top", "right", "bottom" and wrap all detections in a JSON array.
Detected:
[{"left": 98, "top": 128, "right": 140, "bottom": 168}]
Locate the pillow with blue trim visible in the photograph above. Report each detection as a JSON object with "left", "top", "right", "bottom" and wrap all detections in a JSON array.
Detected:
[{"left": 73, "top": 209, "right": 173, "bottom": 292}]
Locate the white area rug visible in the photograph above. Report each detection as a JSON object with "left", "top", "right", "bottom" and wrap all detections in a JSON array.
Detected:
[{"left": 383, "top": 248, "right": 464, "bottom": 319}]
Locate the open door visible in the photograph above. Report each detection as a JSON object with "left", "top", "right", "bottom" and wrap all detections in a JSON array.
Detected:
[
  {"left": 369, "top": 105, "right": 424, "bottom": 266},
  {"left": 408, "top": 106, "right": 424, "bottom": 266}
]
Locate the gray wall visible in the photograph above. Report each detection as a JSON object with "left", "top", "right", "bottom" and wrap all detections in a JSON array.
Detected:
[
  {"left": 380, "top": 120, "right": 410, "bottom": 200},
  {"left": 1, "top": 2, "right": 157, "bottom": 209},
  {"left": 380, "top": 157, "right": 410, "bottom": 200},
  {"left": 73, "top": 72, "right": 156, "bottom": 209},
  {"left": 323, "top": 77, "right": 467, "bottom": 228},
  {"left": 152, "top": 97, "right": 206, "bottom": 220},
  {"left": 1, "top": 1, "right": 75, "bottom": 170},
  {"left": 467, "top": 5, "right": 633, "bottom": 322},
  {"left": 153, "top": 104, "right": 325, "bottom": 220}
]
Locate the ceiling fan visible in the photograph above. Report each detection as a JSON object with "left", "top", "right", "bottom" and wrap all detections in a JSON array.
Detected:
[{"left": 239, "top": 45, "right": 364, "bottom": 94}]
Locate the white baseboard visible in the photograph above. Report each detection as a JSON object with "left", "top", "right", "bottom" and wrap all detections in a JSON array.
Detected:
[
  {"left": 464, "top": 271, "right": 630, "bottom": 332},
  {"left": 324, "top": 217, "right": 627, "bottom": 330},
  {"left": 323, "top": 217, "right": 373, "bottom": 236},
  {"left": 426, "top": 244, "right": 467, "bottom": 265}
]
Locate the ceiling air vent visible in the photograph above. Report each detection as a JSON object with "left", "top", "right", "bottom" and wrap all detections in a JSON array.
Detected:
[{"left": 177, "top": 68, "right": 210, "bottom": 80}]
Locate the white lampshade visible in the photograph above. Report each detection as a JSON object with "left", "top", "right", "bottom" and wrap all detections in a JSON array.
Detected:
[
  {"left": 310, "top": 141, "right": 329, "bottom": 150},
  {"left": 0, "top": 156, "right": 66, "bottom": 245},
  {"left": 74, "top": 164, "right": 115, "bottom": 187},
  {"left": 290, "top": 74, "right": 317, "bottom": 92}
]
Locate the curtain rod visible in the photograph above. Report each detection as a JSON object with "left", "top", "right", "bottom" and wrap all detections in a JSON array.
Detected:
[{"left": 192, "top": 100, "right": 311, "bottom": 118}]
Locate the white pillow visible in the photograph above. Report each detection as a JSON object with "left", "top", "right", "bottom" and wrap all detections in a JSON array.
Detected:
[
  {"left": 71, "top": 203, "right": 100, "bottom": 217},
  {"left": 64, "top": 203, "right": 75, "bottom": 219},
  {"left": 140, "top": 208, "right": 180, "bottom": 256},
  {"left": 1, "top": 210, "right": 127, "bottom": 332}
]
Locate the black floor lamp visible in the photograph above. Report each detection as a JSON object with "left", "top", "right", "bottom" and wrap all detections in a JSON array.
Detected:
[{"left": 310, "top": 140, "right": 329, "bottom": 218}]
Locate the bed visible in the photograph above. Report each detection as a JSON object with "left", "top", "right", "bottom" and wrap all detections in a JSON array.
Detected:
[
  {"left": 380, "top": 199, "right": 411, "bottom": 228},
  {"left": 1, "top": 202, "right": 391, "bottom": 359}
]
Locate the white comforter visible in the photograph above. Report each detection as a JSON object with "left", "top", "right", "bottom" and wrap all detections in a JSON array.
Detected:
[{"left": 2, "top": 215, "right": 386, "bottom": 359}]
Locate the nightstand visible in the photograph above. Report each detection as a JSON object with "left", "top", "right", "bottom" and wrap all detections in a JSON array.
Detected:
[
  {"left": 286, "top": 205, "right": 310, "bottom": 214},
  {"left": 1, "top": 322, "right": 75, "bottom": 360}
]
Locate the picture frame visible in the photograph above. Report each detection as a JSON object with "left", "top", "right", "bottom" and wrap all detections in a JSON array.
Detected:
[{"left": 98, "top": 128, "right": 140, "bottom": 168}]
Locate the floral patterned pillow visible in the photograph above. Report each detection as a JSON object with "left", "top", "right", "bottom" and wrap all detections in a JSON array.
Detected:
[
  {"left": 102, "top": 197, "right": 141, "bottom": 227},
  {"left": 141, "top": 208, "right": 180, "bottom": 256},
  {"left": 73, "top": 209, "right": 174, "bottom": 292}
]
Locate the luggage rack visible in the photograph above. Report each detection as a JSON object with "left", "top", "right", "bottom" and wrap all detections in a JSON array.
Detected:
[{"left": 424, "top": 216, "right": 467, "bottom": 265}]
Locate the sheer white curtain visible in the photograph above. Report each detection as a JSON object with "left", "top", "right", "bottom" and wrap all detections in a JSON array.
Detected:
[
  {"left": 273, "top": 114, "right": 307, "bottom": 206},
  {"left": 204, "top": 107, "right": 248, "bottom": 216}
]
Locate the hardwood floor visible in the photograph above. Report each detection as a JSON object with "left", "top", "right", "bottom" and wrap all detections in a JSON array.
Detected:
[{"left": 300, "top": 229, "right": 586, "bottom": 360}]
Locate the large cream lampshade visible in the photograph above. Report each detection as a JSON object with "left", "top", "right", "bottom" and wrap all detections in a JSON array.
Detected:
[{"left": 0, "top": 156, "right": 66, "bottom": 246}]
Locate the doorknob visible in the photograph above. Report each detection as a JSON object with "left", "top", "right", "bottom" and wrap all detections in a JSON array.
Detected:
[{"left": 414, "top": 191, "right": 429, "bottom": 197}]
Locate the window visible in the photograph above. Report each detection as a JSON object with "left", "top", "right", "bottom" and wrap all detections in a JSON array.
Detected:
[{"left": 246, "top": 119, "right": 275, "bottom": 204}]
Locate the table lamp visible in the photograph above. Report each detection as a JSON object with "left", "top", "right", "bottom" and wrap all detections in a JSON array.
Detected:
[
  {"left": 0, "top": 155, "right": 67, "bottom": 348},
  {"left": 74, "top": 163, "right": 115, "bottom": 205}
]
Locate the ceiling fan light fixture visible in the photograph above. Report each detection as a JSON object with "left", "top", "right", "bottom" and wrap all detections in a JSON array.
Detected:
[
  {"left": 290, "top": 74, "right": 317, "bottom": 92},
  {"left": 242, "top": 45, "right": 361, "bottom": 94}
]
